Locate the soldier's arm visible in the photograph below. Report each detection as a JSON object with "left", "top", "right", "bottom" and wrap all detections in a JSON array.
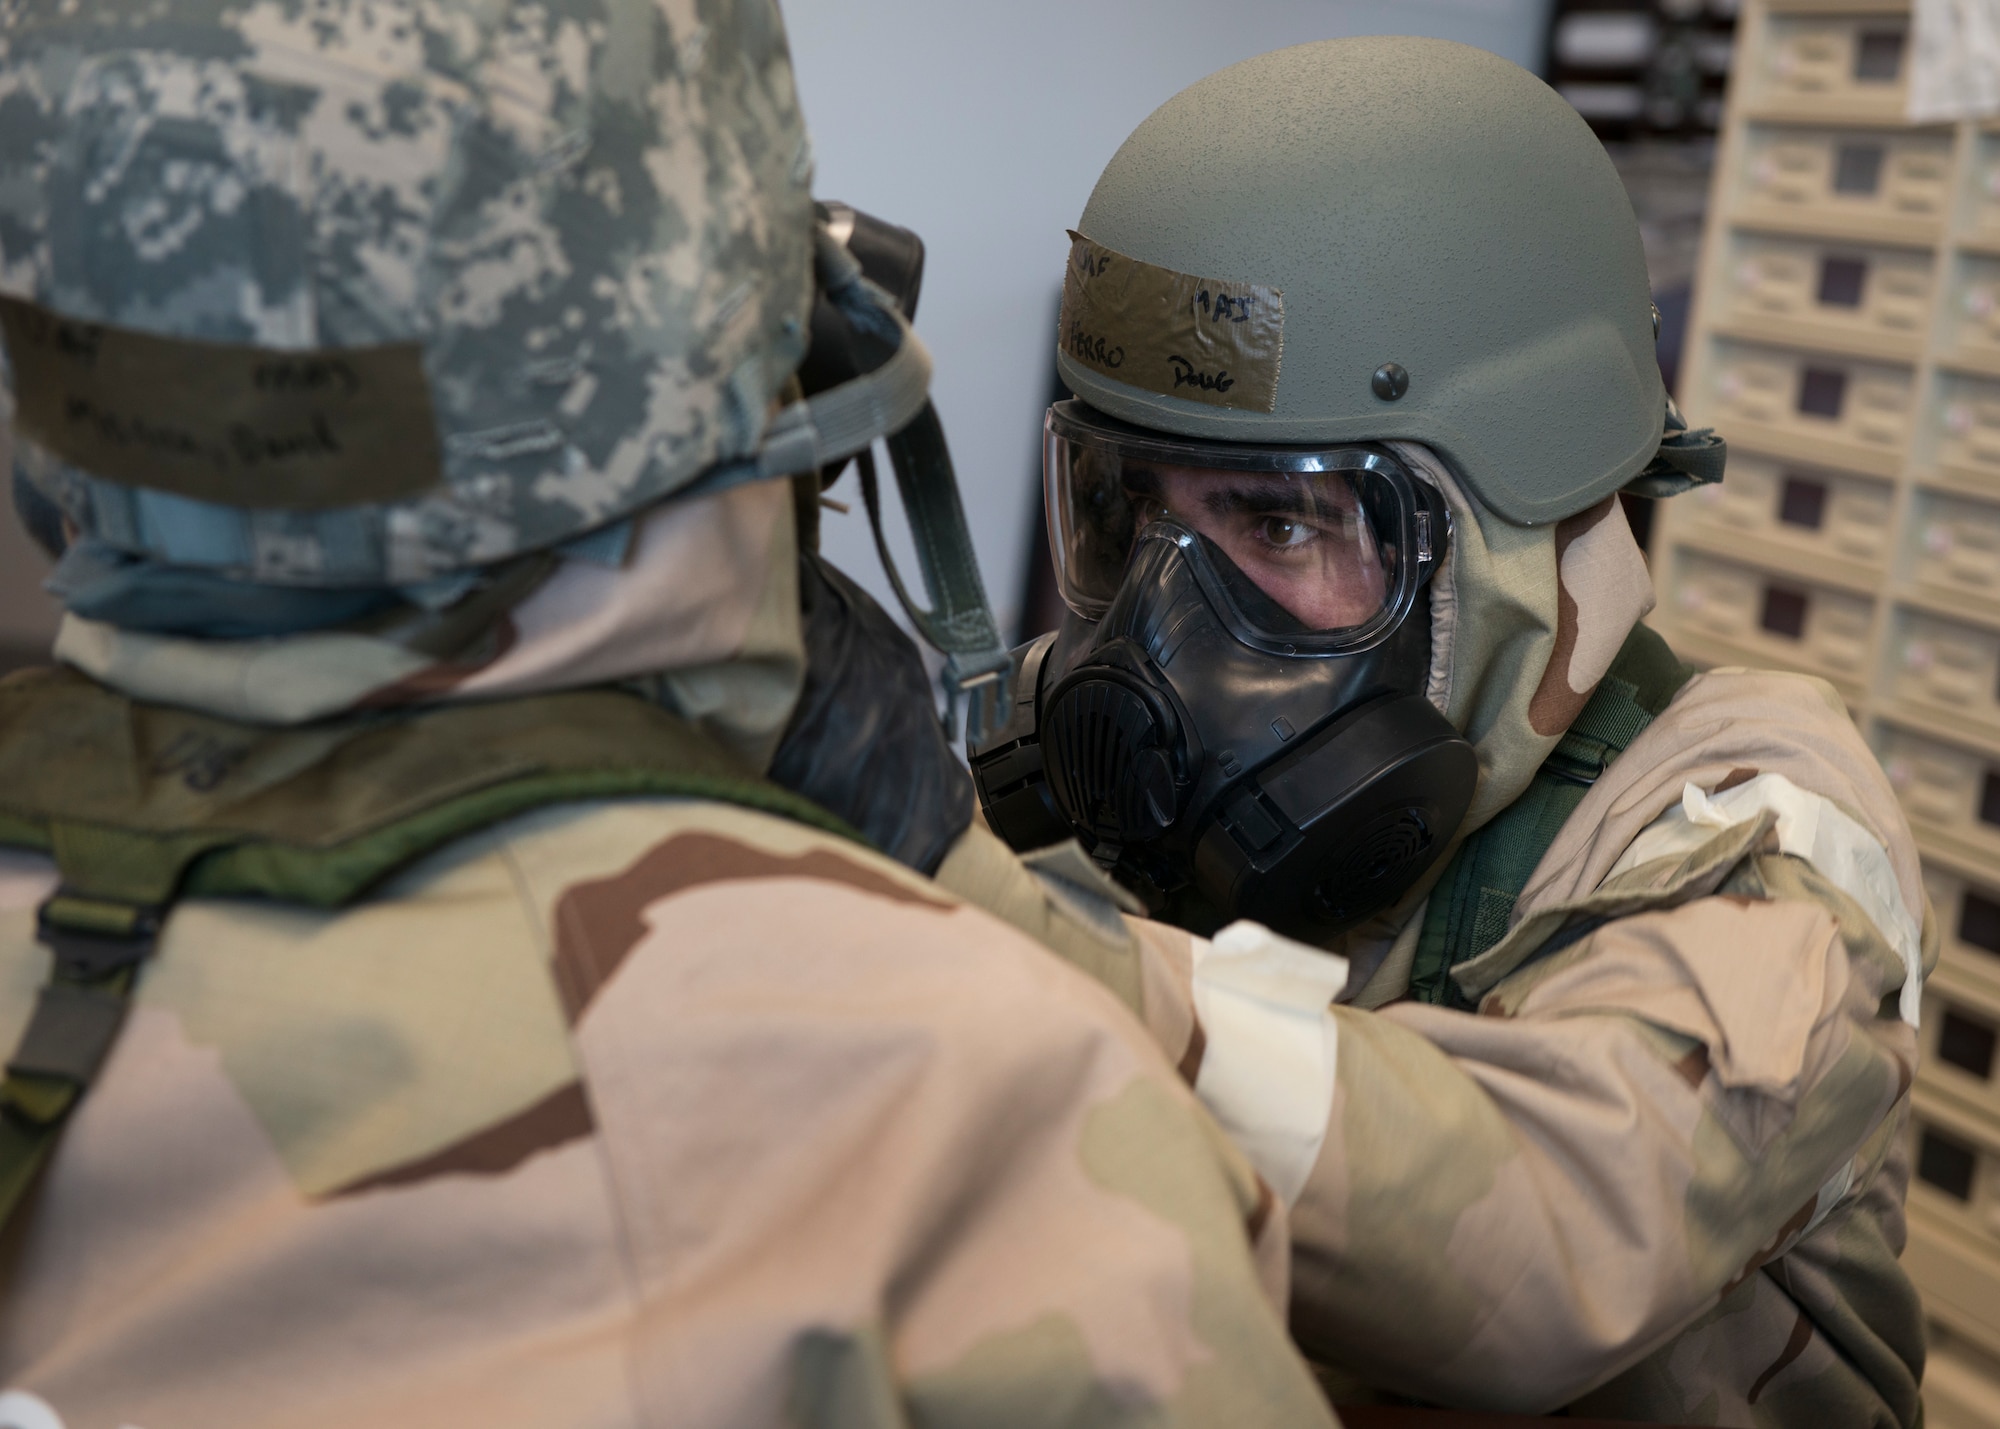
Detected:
[
  {"left": 1095, "top": 832, "right": 1917, "bottom": 1414},
  {"left": 1283, "top": 848, "right": 1921, "bottom": 1412},
  {"left": 598, "top": 833, "right": 1335, "bottom": 1428}
]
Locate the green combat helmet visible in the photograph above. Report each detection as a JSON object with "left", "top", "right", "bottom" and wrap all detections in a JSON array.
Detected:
[
  {"left": 973, "top": 36, "right": 1723, "bottom": 942},
  {"left": 1056, "top": 35, "right": 1679, "bottom": 525}
]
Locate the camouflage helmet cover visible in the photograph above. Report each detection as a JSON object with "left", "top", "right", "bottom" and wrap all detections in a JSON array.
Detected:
[
  {"left": 0, "top": 0, "right": 816, "bottom": 584},
  {"left": 1056, "top": 36, "right": 1664, "bottom": 527}
]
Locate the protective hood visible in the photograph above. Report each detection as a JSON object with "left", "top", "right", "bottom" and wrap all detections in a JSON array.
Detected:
[
  {"left": 1393, "top": 440, "right": 1658, "bottom": 843},
  {"left": 53, "top": 476, "right": 806, "bottom": 769}
]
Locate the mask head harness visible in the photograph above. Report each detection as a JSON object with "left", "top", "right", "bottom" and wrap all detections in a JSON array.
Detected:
[{"left": 972, "top": 400, "right": 1477, "bottom": 942}]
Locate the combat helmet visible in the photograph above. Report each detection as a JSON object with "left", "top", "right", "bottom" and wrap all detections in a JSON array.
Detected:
[
  {"left": 1055, "top": 35, "right": 1668, "bottom": 525},
  {"left": 0, "top": 0, "right": 1009, "bottom": 728}
]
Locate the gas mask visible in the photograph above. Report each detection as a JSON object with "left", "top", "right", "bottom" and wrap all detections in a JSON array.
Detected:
[{"left": 971, "top": 400, "right": 1477, "bottom": 943}]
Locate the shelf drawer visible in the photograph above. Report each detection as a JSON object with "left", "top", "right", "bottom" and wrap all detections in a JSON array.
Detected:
[
  {"left": 1968, "top": 131, "right": 2000, "bottom": 241},
  {"left": 1948, "top": 252, "right": 2000, "bottom": 359},
  {"left": 1678, "top": 452, "right": 1892, "bottom": 567},
  {"left": 1758, "top": 12, "right": 1909, "bottom": 110},
  {"left": 1911, "top": 1080, "right": 2000, "bottom": 1242},
  {"left": 1922, "top": 981, "right": 2000, "bottom": 1129},
  {"left": 1907, "top": 487, "right": 2000, "bottom": 605},
  {"left": 1708, "top": 337, "right": 1913, "bottom": 453},
  {"left": 1923, "top": 864, "right": 2000, "bottom": 1004},
  {"left": 1880, "top": 723, "right": 2000, "bottom": 861},
  {"left": 1924, "top": 1322, "right": 2000, "bottom": 1429},
  {"left": 1935, "top": 371, "right": 2000, "bottom": 478},
  {"left": 1719, "top": 232, "right": 1932, "bottom": 344},
  {"left": 1664, "top": 546, "right": 1875, "bottom": 678},
  {"left": 1888, "top": 607, "right": 2000, "bottom": 733},
  {"left": 1739, "top": 123, "right": 1952, "bottom": 224},
  {"left": 1908, "top": 1200, "right": 2000, "bottom": 1365}
]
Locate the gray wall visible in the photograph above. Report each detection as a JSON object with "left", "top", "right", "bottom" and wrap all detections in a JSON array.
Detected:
[{"left": 786, "top": 0, "right": 1555, "bottom": 638}]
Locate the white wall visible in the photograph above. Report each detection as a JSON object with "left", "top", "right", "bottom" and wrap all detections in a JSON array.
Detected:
[{"left": 786, "top": 0, "right": 1554, "bottom": 639}]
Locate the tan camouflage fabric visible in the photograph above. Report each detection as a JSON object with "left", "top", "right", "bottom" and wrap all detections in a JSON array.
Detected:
[
  {"left": 1292, "top": 668, "right": 1930, "bottom": 1425},
  {"left": 0, "top": 792, "right": 1333, "bottom": 1428},
  {"left": 1396, "top": 440, "right": 1659, "bottom": 841},
  {"left": 1319, "top": 443, "right": 1660, "bottom": 997},
  {"left": 1102, "top": 445, "right": 1930, "bottom": 1424}
]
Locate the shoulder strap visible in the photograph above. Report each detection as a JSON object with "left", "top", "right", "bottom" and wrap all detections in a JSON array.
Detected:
[
  {"left": 0, "top": 668, "right": 862, "bottom": 1227},
  {"left": 1408, "top": 624, "right": 1694, "bottom": 1008}
]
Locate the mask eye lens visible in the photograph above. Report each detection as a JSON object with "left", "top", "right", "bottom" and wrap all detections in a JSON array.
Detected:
[{"left": 1043, "top": 402, "right": 1429, "bottom": 646}]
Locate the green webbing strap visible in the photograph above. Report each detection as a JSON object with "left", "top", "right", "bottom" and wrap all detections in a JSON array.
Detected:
[
  {"left": 857, "top": 418, "right": 1012, "bottom": 744},
  {"left": 1409, "top": 625, "right": 1695, "bottom": 1007},
  {"left": 1621, "top": 392, "right": 1727, "bottom": 500},
  {"left": 0, "top": 893, "right": 160, "bottom": 1225}
]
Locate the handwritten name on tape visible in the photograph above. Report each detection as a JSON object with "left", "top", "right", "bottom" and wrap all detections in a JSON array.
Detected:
[
  {"left": 0, "top": 294, "right": 445, "bottom": 510},
  {"left": 1057, "top": 232, "right": 1283, "bottom": 413}
]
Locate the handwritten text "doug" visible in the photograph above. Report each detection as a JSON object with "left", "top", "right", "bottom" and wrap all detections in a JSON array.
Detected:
[{"left": 1167, "top": 355, "right": 1233, "bottom": 393}]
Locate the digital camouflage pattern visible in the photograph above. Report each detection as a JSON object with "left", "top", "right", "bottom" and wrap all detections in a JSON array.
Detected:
[
  {"left": 0, "top": 0, "right": 815, "bottom": 584},
  {"left": 0, "top": 792, "right": 1333, "bottom": 1428},
  {"left": 1115, "top": 448, "right": 1931, "bottom": 1425}
]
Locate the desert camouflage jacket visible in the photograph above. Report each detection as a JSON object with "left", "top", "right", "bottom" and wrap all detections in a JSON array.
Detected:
[
  {"left": 1130, "top": 661, "right": 1933, "bottom": 1428},
  {"left": 0, "top": 791, "right": 1332, "bottom": 1428}
]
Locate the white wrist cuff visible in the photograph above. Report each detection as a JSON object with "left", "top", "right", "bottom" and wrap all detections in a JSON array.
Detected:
[{"left": 1190, "top": 920, "right": 1347, "bottom": 1205}]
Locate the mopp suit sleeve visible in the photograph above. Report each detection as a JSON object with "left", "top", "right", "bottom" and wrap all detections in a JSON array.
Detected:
[
  {"left": 0, "top": 800, "right": 1338, "bottom": 1429},
  {"left": 1121, "top": 668, "right": 1931, "bottom": 1426}
]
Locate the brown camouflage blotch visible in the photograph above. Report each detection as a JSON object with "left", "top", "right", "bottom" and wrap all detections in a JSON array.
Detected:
[
  {"left": 1746, "top": 1308, "right": 1814, "bottom": 1405},
  {"left": 354, "top": 615, "right": 520, "bottom": 708},
  {"left": 1527, "top": 497, "right": 1618, "bottom": 737},
  {"left": 328, "top": 1080, "right": 593, "bottom": 1197},
  {"left": 1247, "top": 1174, "right": 1276, "bottom": 1244},
  {"left": 1721, "top": 1195, "right": 1819, "bottom": 1298},
  {"left": 552, "top": 832, "right": 954, "bottom": 1021},
  {"left": 1674, "top": 1044, "right": 1711, "bottom": 1090},
  {"left": 1176, "top": 1015, "right": 1207, "bottom": 1084}
]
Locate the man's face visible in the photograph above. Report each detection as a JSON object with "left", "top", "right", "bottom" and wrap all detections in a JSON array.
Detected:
[{"left": 1121, "top": 463, "right": 1389, "bottom": 630}]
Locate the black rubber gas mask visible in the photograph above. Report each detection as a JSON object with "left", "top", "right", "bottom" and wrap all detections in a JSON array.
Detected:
[{"left": 971, "top": 401, "right": 1477, "bottom": 943}]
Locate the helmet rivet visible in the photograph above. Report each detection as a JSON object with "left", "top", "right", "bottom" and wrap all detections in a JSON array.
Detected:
[{"left": 1371, "top": 363, "right": 1409, "bottom": 401}]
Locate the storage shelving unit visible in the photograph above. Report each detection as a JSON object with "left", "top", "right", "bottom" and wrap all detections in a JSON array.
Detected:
[{"left": 1650, "top": 3, "right": 2000, "bottom": 1418}]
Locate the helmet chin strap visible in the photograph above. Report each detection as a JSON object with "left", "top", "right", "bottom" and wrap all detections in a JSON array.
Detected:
[
  {"left": 682, "top": 225, "right": 1014, "bottom": 744},
  {"left": 855, "top": 429, "right": 1011, "bottom": 745}
]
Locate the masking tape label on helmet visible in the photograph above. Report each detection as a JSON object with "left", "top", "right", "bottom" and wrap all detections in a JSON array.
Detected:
[
  {"left": 0, "top": 294, "right": 444, "bottom": 510},
  {"left": 1059, "top": 232, "right": 1283, "bottom": 412}
]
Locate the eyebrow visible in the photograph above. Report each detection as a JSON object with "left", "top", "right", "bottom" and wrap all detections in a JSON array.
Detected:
[{"left": 1197, "top": 483, "right": 1318, "bottom": 517}]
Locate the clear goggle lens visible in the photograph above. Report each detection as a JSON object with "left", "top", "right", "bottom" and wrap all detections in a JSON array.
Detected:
[{"left": 1044, "top": 402, "right": 1433, "bottom": 651}]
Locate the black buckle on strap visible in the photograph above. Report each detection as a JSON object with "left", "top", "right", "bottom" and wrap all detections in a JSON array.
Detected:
[{"left": 35, "top": 895, "right": 164, "bottom": 981}]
